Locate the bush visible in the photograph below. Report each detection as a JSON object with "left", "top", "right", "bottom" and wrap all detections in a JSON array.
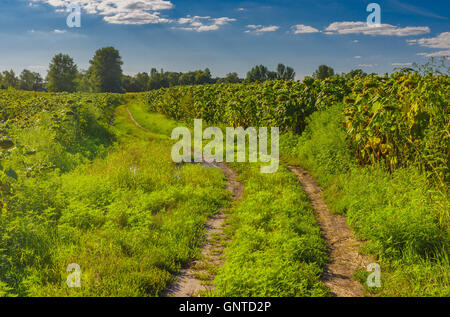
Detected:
[{"left": 281, "top": 103, "right": 449, "bottom": 296}]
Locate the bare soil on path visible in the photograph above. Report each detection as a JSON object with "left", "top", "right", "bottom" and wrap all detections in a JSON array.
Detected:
[
  {"left": 126, "top": 106, "right": 373, "bottom": 297},
  {"left": 289, "top": 166, "right": 375, "bottom": 297},
  {"left": 164, "top": 162, "right": 243, "bottom": 297},
  {"left": 125, "top": 106, "right": 243, "bottom": 297}
]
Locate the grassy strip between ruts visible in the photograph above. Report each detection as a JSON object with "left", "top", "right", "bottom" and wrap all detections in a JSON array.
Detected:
[{"left": 210, "top": 162, "right": 329, "bottom": 297}]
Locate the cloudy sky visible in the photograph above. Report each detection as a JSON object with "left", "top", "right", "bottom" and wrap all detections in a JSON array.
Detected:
[{"left": 0, "top": 0, "right": 448, "bottom": 79}]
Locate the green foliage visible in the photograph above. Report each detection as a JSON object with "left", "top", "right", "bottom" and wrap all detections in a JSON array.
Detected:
[
  {"left": 124, "top": 68, "right": 244, "bottom": 92},
  {"left": 134, "top": 72, "right": 150, "bottom": 92},
  {"left": 141, "top": 78, "right": 349, "bottom": 133},
  {"left": 281, "top": 103, "right": 449, "bottom": 297},
  {"left": 76, "top": 70, "right": 94, "bottom": 93},
  {"left": 24, "top": 141, "right": 227, "bottom": 297},
  {"left": 345, "top": 69, "right": 367, "bottom": 79},
  {"left": 0, "top": 90, "right": 122, "bottom": 295},
  {"left": 0, "top": 90, "right": 122, "bottom": 171},
  {"left": 0, "top": 93, "right": 230, "bottom": 296},
  {"left": 276, "top": 63, "right": 296, "bottom": 81},
  {"left": 46, "top": 54, "right": 78, "bottom": 93},
  {"left": 246, "top": 64, "right": 295, "bottom": 82},
  {"left": 280, "top": 104, "right": 355, "bottom": 177},
  {"left": 124, "top": 103, "right": 329, "bottom": 297},
  {"left": 89, "top": 47, "right": 123, "bottom": 93},
  {"left": 1, "top": 62, "right": 448, "bottom": 297},
  {"left": 142, "top": 70, "right": 448, "bottom": 187},
  {"left": 19, "top": 70, "right": 44, "bottom": 91},
  {"left": 217, "top": 72, "right": 242, "bottom": 84},
  {"left": 313, "top": 65, "right": 335, "bottom": 80},
  {"left": 344, "top": 72, "right": 449, "bottom": 186},
  {"left": 1, "top": 70, "right": 19, "bottom": 90},
  {"left": 1, "top": 69, "right": 43, "bottom": 92},
  {"left": 214, "top": 163, "right": 328, "bottom": 297}
]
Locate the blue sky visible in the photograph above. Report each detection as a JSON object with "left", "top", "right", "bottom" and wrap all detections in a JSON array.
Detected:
[{"left": 0, "top": 0, "right": 448, "bottom": 79}]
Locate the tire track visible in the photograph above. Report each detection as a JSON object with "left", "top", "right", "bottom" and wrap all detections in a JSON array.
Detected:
[
  {"left": 288, "top": 166, "right": 375, "bottom": 297},
  {"left": 164, "top": 163, "right": 243, "bottom": 297},
  {"left": 125, "top": 106, "right": 243, "bottom": 297}
]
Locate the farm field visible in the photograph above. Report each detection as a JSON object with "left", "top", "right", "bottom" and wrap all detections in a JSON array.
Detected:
[
  {"left": 2, "top": 0, "right": 450, "bottom": 310},
  {"left": 0, "top": 91, "right": 231, "bottom": 296},
  {"left": 1, "top": 66, "right": 448, "bottom": 297},
  {"left": 137, "top": 70, "right": 449, "bottom": 297}
]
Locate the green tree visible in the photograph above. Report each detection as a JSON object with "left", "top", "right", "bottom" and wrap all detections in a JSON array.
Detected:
[
  {"left": 246, "top": 65, "right": 276, "bottom": 82},
  {"left": 345, "top": 69, "right": 367, "bottom": 79},
  {"left": 195, "top": 68, "right": 213, "bottom": 85},
  {"left": 134, "top": 72, "right": 150, "bottom": 91},
  {"left": 167, "top": 72, "right": 181, "bottom": 87},
  {"left": 312, "top": 65, "right": 335, "bottom": 80},
  {"left": 46, "top": 54, "right": 78, "bottom": 92},
  {"left": 148, "top": 68, "right": 162, "bottom": 90},
  {"left": 276, "top": 64, "right": 296, "bottom": 80},
  {"left": 219, "top": 72, "right": 242, "bottom": 83},
  {"left": 148, "top": 68, "right": 170, "bottom": 90},
  {"left": 122, "top": 75, "right": 137, "bottom": 92},
  {"left": 19, "top": 70, "right": 44, "bottom": 91},
  {"left": 1, "top": 70, "right": 19, "bottom": 89},
  {"left": 89, "top": 47, "right": 123, "bottom": 93},
  {"left": 76, "top": 70, "right": 93, "bottom": 92},
  {"left": 179, "top": 72, "right": 196, "bottom": 86}
]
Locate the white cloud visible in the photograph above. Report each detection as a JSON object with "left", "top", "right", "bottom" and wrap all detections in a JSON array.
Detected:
[
  {"left": 407, "top": 32, "right": 450, "bottom": 48},
  {"left": 358, "top": 64, "right": 374, "bottom": 67},
  {"left": 418, "top": 50, "right": 450, "bottom": 57},
  {"left": 174, "top": 16, "right": 235, "bottom": 32},
  {"left": 407, "top": 32, "right": 450, "bottom": 57},
  {"left": 291, "top": 24, "right": 320, "bottom": 34},
  {"left": 325, "top": 21, "right": 430, "bottom": 36},
  {"left": 353, "top": 40, "right": 359, "bottom": 43},
  {"left": 392, "top": 62, "right": 413, "bottom": 66},
  {"left": 32, "top": 0, "right": 174, "bottom": 25},
  {"left": 353, "top": 56, "right": 362, "bottom": 59},
  {"left": 245, "top": 25, "right": 279, "bottom": 34},
  {"left": 53, "top": 29, "right": 67, "bottom": 33}
]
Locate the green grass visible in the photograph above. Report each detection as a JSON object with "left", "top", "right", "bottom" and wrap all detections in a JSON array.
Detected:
[
  {"left": 280, "top": 103, "right": 450, "bottom": 297},
  {"left": 126, "top": 101, "right": 180, "bottom": 138},
  {"left": 3, "top": 88, "right": 447, "bottom": 297},
  {"left": 0, "top": 96, "right": 230, "bottom": 296},
  {"left": 129, "top": 99, "right": 330, "bottom": 297}
]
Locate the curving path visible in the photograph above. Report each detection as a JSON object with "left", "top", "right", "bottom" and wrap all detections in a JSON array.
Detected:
[
  {"left": 164, "top": 162, "right": 243, "bottom": 297},
  {"left": 125, "top": 106, "right": 243, "bottom": 297},
  {"left": 289, "top": 166, "right": 375, "bottom": 297},
  {"left": 126, "top": 105, "right": 372, "bottom": 297}
]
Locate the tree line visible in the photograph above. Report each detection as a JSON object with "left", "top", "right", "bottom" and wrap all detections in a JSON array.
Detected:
[
  {"left": 0, "top": 46, "right": 367, "bottom": 93},
  {"left": 0, "top": 69, "right": 45, "bottom": 91}
]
